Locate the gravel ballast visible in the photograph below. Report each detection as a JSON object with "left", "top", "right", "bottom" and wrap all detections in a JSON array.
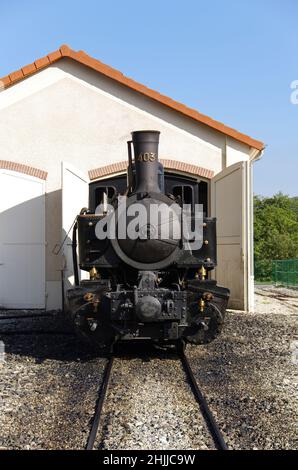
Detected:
[
  {"left": 0, "top": 316, "right": 106, "bottom": 450},
  {"left": 96, "top": 355, "right": 214, "bottom": 450},
  {"left": 0, "top": 287, "right": 297, "bottom": 450}
]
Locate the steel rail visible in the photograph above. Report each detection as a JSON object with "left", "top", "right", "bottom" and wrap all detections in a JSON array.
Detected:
[
  {"left": 0, "top": 313, "right": 56, "bottom": 320},
  {"left": 0, "top": 330, "right": 74, "bottom": 335},
  {"left": 86, "top": 356, "right": 114, "bottom": 450},
  {"left": 86, "top": 348, "right": 227, "bottom": 451},
  {"left": 180, "top": 350, "right": 228, "bottom": 450}
]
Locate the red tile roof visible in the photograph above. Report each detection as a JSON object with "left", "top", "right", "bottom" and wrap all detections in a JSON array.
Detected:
[{"left": 0, "top": 45, "right": 264, "bottom": 151}]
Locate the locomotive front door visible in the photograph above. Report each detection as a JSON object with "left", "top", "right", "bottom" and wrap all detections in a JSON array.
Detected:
[
  {"left": 211, "top": 161, "right": 252, "bottom": 311},
  {"left": 61, "top": 162, "right": 89, "bottom": 298}
]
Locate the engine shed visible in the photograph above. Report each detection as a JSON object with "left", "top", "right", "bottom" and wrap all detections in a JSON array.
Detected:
[{"left": 0, "top": 45, "right": 264, "bottom": 312}]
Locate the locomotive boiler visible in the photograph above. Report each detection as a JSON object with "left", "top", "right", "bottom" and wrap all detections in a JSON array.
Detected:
[{"left": 67, "top": 130, "right": 230, "bottom": 349}]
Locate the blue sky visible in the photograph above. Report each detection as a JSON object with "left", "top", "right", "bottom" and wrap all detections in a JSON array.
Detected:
[{"left": 0, "top": 0, "right": 297, "bottom": 196}]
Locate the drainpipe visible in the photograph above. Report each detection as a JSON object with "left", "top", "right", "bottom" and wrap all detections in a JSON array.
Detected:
[{"left": 248, "top": 148, "right": 265, "bottom": 312}]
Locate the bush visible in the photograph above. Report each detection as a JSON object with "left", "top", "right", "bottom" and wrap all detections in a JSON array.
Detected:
[
  {"left": 254, "top": 259, "right": 272, "bottom": 282},
  {"left": 254, "top": 193, "right": 298, "bottom": 282}
]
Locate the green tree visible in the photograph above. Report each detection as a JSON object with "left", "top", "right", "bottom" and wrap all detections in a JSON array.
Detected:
[{"left": 254, "top": 193, "right": 298, "bottom": 281}]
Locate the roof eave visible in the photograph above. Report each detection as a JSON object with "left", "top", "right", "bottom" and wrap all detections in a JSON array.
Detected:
[{"left": 0, "top": 44, "right": 265, "bottom": 152}]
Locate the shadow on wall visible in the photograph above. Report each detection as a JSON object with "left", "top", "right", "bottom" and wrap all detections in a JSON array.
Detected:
[{"left": 0, "top": 189, "right": 65, "bottom": 310}]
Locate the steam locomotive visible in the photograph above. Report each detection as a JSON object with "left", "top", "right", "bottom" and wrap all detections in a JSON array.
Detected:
[{"left": 67, "top": 131, "right": 229, "bottom": 349}]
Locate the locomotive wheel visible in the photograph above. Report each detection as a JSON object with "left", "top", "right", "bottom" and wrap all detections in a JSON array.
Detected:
[{"left": 184, "top": 302, "right": 225, "bottom": 345}]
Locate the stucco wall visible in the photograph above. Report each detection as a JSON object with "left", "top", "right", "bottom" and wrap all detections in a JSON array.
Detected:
[
  {"left": 226, "top": 137, "right": 251, "bottom": 166},
  {"left": 0, "top": 58, "right": 253, "bottom": 309}
]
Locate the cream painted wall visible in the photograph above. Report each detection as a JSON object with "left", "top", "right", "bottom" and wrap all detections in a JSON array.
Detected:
[
  {"left": 226, "top": 137, "right": 251, "bottom": 167},
  {"left": 0, "top": 58, "right": 254, "bottom": 309}
]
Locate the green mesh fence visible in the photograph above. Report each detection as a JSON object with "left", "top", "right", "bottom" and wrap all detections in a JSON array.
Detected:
[{"left": 272, "top": 259, "right": 298, "bottom": 287}]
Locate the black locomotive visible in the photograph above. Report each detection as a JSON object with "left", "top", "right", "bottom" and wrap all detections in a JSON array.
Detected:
[{"left": 67, "top": 130, "right": 230, "bottom": 349}]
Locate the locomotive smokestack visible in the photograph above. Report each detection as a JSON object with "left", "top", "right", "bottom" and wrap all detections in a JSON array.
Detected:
[{"left": 131, "top": 130, "right": 160, "bottom": 193}]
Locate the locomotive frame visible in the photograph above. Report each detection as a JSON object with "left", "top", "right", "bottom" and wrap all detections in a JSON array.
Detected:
[{"left": 67, "top": 130, "right": 230, "bottom": 349}]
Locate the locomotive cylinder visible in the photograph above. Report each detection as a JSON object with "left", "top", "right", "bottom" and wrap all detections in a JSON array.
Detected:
[{"left": 132, "top": 130, "right": 161, "bottom": 193}]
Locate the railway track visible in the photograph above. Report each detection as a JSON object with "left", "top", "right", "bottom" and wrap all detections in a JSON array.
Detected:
[
  {"left": 0, "top": 330, "right": 74, "bottom": 335},
  {"left": 179, "top": 350, "right": 228, "bottom": 450},
  {"left": 255, "top": 289, "right": 298, "bottom": 313},
  {"left": 86, "top": 356, "right": 114, "bottom": 450},
  {"left": 86, "top": 346, "right": 228, "bottom": 450}
]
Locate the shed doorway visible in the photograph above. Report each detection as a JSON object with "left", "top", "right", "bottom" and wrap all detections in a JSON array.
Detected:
[
  {"left": 89, "top": 172, "right": 209, "bottom": 215},
  {"left": 0, "top": 170, "right": 45, "bottom": 309}
]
